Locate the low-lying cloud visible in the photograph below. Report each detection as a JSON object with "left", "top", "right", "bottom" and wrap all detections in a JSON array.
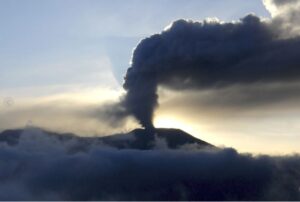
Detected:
[
  {"left": 0, "top": 128, "right": 299, "bottom": 200},
  {"left": 0, "top": 100, "right": 137, "bottom": 135}
]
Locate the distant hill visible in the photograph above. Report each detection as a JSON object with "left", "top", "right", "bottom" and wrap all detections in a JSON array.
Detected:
[{"left": 0, "top": 127, "right": 215, "bottom": 150}]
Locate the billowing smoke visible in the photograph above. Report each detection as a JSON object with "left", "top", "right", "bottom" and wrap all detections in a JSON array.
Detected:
[
  {"left": 264, "top": 0, "right": 300, "bottom": 37},
  {"left": 0, "top": 128, "right": 300, "bottom": 200},
  {"left": 123, "top": 9, "right": 300, "bottom": 128}
]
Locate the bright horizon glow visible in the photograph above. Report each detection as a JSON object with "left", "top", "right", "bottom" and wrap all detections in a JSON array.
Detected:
[
  {"left": 154, "top": 109, "right": 300, "bottom": 155},
  {"left": 154, "top": 115, "right": 204, "bottom": 136}
]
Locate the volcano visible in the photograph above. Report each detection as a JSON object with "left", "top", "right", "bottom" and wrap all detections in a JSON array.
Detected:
[
  {"left": 0, "top": 128, "right": 215, "bottom": 150},
  {"left": 101, "top": 128, "right": 215, "bottom": 150}
]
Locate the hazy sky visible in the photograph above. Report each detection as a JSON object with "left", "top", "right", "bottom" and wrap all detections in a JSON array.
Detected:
[
  {"left": 3, "top": 0, "right": 299, "bottom": 154},
  {"left": 0, "top": 0, "right": 269, "bottom": 91}
]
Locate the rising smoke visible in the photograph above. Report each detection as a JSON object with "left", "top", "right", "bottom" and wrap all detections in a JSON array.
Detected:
[{"left": 123, "top": 0, "right": 300, "bottom": 129}]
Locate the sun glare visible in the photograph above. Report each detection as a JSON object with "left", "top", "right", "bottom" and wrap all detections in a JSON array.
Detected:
[{"left": 154, "top": 115, "right": 199, "bottom": 135}]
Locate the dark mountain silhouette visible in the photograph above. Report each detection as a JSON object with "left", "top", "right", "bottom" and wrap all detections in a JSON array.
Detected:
[
  {"left": 102, "top": 128, "right": 214, "bottom": 149},
  {"left": 0, "top": 127, "right": 215, "bottom": 150}
]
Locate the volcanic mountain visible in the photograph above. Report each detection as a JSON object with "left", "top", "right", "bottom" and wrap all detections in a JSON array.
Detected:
[{"left": 0, "top": 127, "right": 215, "bottom": 150}]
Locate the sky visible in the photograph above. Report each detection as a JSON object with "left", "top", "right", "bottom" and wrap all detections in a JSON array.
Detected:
[{"left": 2, "top": 0, "right": 300, "bottom": 154}]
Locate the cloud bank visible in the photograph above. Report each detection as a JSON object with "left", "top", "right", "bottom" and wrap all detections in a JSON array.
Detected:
[
  {"left": 0, "top": 99, "right": 138, "bottom": 136},
  {"left": 0, "top": 128, "right": 299, "bottom": 200}
]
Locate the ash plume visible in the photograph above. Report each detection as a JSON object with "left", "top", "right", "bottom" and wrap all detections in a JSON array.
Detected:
[{"left": 123, "top": 13, "right": 300, "bottom": 128}]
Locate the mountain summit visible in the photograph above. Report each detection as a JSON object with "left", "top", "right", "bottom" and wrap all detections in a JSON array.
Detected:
[
  {"left": 0, "top": 127, "right": 215, "bottom": 150},
  {"left": 101, "top": 128, "right": 214, "bottom": 150}
]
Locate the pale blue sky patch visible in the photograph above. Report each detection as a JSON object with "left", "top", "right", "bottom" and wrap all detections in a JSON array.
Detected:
[{"left": 0, "top": 0, "right": 270, "bottom": 93}]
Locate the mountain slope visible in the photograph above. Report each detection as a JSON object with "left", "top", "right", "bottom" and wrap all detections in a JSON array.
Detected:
[
  {"left": 0, "top": 127, "right": 215, "bottom": 150},
  {"left": 101, "top": 128, "right": 214, "bottom": 149}
]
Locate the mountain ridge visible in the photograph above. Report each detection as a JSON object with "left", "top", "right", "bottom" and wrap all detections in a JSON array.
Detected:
[{"left": 0, "top": 127, "right": 215, "bottom": 150}]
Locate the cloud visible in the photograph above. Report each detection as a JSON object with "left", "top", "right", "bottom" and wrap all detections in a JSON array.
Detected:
[
  {"left": 264, "top": 0, "right": 300, "bottom": 37},
  {"left": 155, "top": 82, "right": 300, "bottom": 154},
  {"left": 0, "top": 128, "right": 299, "bottom": 200},
  {"left": 158, "top": 81, "right": 300, "bottom": 111},
  {"left": 263, "top": 0, "right": 300, "bottom": 14},
  {"left": 0, "top": 99, "right": 138, "bottom": 135}
]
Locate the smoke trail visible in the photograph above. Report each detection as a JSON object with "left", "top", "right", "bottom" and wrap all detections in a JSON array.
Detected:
[
  {"left": 123, "top": 12, "right": 300, "bottom": 128},
  {"left": 123, "top": 67, "right": 158, "bottom": 129}
]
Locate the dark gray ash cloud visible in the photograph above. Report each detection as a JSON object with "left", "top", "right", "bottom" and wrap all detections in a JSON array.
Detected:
[
  {"left": 122, "top": 13, "right": 300, "bottom": 128},
  {"left": 271, "top": 0, "right": 299, "bottom": 6},
  {"left": 158, "top": 82, "right": 300, "bottom": 112}
]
